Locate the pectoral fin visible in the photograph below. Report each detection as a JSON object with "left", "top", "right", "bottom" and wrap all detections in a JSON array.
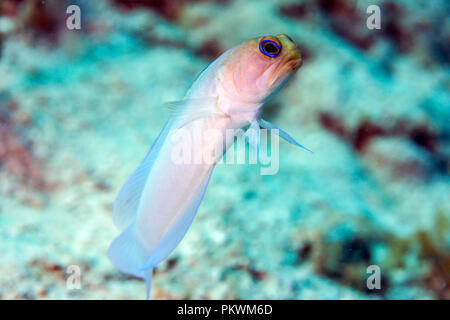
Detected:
[
  {"left": 245, "top": 120, "right": 260, "bottom": 152},
  {"left": 258, "top": 118, "right": 313, "bottom": 153}
]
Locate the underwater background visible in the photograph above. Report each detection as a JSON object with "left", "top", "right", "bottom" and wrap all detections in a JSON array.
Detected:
[{"left": 0, "top": 0, "right": 449, "bottom": 299}]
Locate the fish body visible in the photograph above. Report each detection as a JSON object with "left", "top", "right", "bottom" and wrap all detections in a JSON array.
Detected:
[{"left": 108, "top": 34, "right": 308, "bottom": 298}]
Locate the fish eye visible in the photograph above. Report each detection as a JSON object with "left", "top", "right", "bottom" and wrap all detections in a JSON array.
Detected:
[{"left": 259, "top": 39, "right": 281, "bottom": 58}]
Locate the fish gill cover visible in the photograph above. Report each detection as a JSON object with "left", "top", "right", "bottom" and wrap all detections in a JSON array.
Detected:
[{"left": 0, "top": 0, "right": 449, "bottom": 299}]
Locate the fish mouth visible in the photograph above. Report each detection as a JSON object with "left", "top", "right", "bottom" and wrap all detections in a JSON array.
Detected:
[
  {"left": 284, "top": 50, "right": 302, "bottom": 71},
  {"left": 272, "top": 48, "right": 302, "bottom": 83},
  {"left": 274, "top": 34, "right": 302, "bottom": 79},
  {"left": 275, "top": 34, "right": 302, "bottom": 70},
  {"left": 265, "top": 47, "right": 302, "bottom": 91}
]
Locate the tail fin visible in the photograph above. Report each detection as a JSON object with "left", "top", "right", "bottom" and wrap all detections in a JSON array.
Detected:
[
  {"left": 107, "top": 225, "right": 154, "bottom": 298},
  {"left": 144, "top": 268, "right": 153, "bottom": 300}
]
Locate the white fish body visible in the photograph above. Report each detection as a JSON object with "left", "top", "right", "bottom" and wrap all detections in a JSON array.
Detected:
[{"left": 108, "top": 34, "right": 308, "bottom": 298}]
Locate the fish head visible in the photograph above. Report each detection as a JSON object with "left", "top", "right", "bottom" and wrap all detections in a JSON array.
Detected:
[{"left": 217, "top": 34, "right": 302, "bottom": 106}]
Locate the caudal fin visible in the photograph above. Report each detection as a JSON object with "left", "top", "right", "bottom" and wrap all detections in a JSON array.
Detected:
[
  {"left": 108, "top": 225, "right": 154, "bottom": 298},
  {"left": 144, "top": 268, "right": 153, "bottom": 300}
]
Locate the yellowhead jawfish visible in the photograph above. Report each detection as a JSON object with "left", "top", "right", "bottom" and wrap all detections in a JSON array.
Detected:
[{"left": 108, "top": 34, "right": 311, "bottom": 299}]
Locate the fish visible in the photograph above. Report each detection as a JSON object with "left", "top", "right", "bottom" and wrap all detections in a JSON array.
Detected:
[{"left": 108, "top": 34, "right": 311, "bottom": 299}]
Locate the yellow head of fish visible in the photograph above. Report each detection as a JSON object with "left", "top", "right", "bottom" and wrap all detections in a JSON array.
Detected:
[{"left": 217, "top": 34, "right": 302, "bottom": 105}]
